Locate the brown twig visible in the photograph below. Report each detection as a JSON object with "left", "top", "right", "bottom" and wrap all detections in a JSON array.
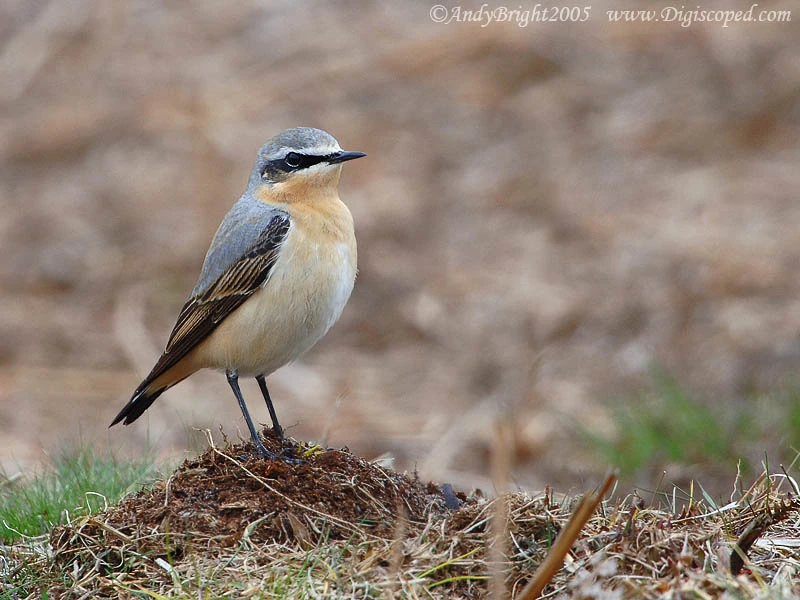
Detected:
[
  {"left": 730, "top": 497, "right": 800, "bottom": 575},
  {"left": 516, "top": 472, "right": 617, "bottom": 600}
]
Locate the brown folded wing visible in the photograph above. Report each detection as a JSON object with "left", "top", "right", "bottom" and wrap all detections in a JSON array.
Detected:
[{"left": 140, "top": 214, "right": 290, "bottom": 389}]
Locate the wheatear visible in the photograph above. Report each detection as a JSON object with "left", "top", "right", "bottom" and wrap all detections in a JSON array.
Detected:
[{"left": 110, "top": 127, "right": 365, "bottom": 459}]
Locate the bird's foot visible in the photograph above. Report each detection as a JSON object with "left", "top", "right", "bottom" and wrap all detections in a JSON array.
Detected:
[
  {"left": 251, "top": 440, "right": 277, "bottom": 461},
  {"left": 277, "top": 445, "right": 307, "bottom": 465},
  {"left": 246, "top": 437, "right": 307, "bottom": 465},
  {"left": 278, "top": 454, "right": 307, "bottom": 465}
]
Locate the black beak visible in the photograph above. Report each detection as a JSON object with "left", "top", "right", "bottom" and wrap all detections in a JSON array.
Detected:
[{"left": 327, "top": 151, "right": 366, "bottom": 164}]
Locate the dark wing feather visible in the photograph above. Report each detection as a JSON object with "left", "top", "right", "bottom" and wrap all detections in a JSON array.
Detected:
[{"left": 140, "top": 213, "right": 290, "bottom": 388}]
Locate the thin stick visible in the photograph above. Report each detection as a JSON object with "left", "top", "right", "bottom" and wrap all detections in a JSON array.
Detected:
[
  {"left": 489, "top": 418, "right": 512, "bottom": 600},
  {"left": 516, "top": 472, "right": 617, "bottom": 600}
]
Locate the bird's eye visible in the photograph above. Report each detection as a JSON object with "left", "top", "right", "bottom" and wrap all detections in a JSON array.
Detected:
[{"left": 284, "top": 152, "right": 302, "bottom": 169}]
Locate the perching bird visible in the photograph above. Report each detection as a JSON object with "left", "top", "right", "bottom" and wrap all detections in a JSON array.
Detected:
[{"left": 110, "top": 127, "right": 365, "bottom": 459}]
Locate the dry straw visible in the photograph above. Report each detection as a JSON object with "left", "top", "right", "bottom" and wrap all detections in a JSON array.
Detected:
[{"left": 3, "top": 436, "right": 798, "bottom": 598}]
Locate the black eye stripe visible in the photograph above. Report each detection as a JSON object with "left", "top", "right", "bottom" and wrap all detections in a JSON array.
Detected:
[{"left": 269, "top": 153, "right": 331, "bottom": 173}]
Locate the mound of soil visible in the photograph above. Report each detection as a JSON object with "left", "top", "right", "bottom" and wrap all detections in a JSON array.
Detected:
[
  {"left": 40, "top": 437, "right": 800, "bottom": 598},
  {"left": 52, "top": 430, "right": 465, "bottom": 558}
]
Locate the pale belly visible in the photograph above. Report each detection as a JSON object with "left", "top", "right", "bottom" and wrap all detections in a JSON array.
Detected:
[{"left": 194, "top": 239, "right": 356, "bottom": 376}]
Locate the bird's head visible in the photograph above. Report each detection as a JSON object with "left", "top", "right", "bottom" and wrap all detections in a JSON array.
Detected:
[{"left": 249, "top": 127, "right": 365, "bottom": 199}]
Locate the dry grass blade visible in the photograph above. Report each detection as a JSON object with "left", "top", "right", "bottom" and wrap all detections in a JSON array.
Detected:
[
  {"left": 515, "top": 472, "right": 617, "bottom": 600},
  {"left": 489, "top": 418, "right": 512, "bottom": 600}
]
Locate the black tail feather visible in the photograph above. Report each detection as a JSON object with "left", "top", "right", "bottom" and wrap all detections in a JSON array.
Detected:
[{"left": 109, "top": 385, "right": 166, "bottom": 427}]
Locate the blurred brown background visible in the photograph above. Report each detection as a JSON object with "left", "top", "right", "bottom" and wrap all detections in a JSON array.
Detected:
[{"left": 1, "top": 0, "right": 798, "bottom": 493}]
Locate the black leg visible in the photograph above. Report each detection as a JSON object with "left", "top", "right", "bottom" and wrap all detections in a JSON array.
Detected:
[
  {"left": 226, "top": 369, "right": 274, "bottom": 459},
  {"left": 255, "top": 374, "right": 283, "bottom": 440}
]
